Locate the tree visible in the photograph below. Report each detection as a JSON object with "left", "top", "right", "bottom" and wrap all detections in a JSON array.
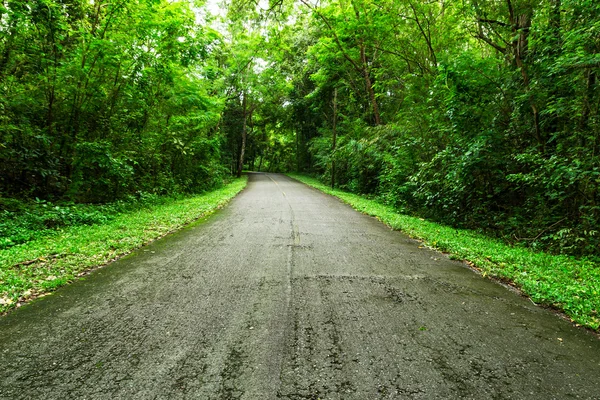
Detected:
[{"left": 0, "top": 0, "right": 225, "bottom": 201}]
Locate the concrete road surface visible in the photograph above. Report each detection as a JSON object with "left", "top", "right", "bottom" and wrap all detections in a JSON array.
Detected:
[{"left": 1, "top": 173, "right": 599, "bottom": 399}]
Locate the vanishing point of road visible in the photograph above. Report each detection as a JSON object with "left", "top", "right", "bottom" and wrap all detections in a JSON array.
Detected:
[{"left": 1, "top": 173, "right": 599, "bottom": 399}]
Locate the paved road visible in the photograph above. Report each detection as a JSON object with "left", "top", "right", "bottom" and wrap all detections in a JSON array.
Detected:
[{"left": 1, "top": 173, "right": 599, "bottom": 399}]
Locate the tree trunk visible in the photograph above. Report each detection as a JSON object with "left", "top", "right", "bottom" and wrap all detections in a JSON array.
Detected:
[
  {"left": 296, "top": 126, "right": 300, "bottom": 172},
  {"left": 507, "top": 3, "right": 543, "bottom": 150},
  {"left": 581, "top": 69, "right": 596, "bottom": 133},
  {"left": 237, "top": 91, "right": 248, "bottom": 178},
  {"left": 545, "top": 0, "right": 562, "bottom": 146},
  {"left": 361, "top": 45, "right": 381, "bottom": 125},
  {"left": 331, "top": 87, "right": 338, "bottom": 188}
]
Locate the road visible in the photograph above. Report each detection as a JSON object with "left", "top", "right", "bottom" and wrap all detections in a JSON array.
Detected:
[{"left": 1, "top": 173, "right": 599, "bottom": 399}]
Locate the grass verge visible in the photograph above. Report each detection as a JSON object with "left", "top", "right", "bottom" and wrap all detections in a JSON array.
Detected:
[
  {"left": 0, "top": 177, "right": 247, "bottom": 312},
  {"left": 288, "top": 173, "right": 600, "bottom": 331}
]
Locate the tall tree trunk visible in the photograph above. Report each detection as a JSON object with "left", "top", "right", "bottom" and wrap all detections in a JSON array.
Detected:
[
  {"left": 360, "top": 44, "right": 381, "bottom": 126},
  {"left": 296, "top": 125, "right": 300, "bottom": 172},
  {"left": 545, "top": 0, "right": 562, "bottom": 145},
  {"left": 507, "top": 1, "right": 543, "bottom": 150},
  {"left": 237, "top": 91, "right": 248, "bottom": 178},
  {"left": 331, "top": 87, "right": 338, "bottom": 188},
  {"left": 581, "top": 69, "right": 596, "bottom": 133}
]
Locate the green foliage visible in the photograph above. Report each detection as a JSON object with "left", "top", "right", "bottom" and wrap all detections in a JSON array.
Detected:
[
  {"left": 288, "top": 0, "right": 600, "bottom": 258},
  {"left": 289, "top": 173, "right": 600, "bottom": 331},
  {"left": 0, "top": 0, "right": 227, "bottom": 202}
]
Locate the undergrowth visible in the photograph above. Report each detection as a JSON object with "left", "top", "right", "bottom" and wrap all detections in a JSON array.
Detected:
[{"left": 0, "top": 192, "right": 167, "bottom": 250}]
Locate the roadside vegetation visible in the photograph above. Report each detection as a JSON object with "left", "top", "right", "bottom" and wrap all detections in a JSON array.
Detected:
[
  {"left": 289, "top": 173, "right": 600, "bottom": 331},
  {"left": 0, "top": 177, "right": 247, "bottom": 313},
  {"left": 3, "top": 1, "right": 599, "bottom": 259}
]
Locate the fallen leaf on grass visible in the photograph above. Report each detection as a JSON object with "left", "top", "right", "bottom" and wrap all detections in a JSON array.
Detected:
[{"left": 0, "top": 297, "right": 14, "bottom": 305}]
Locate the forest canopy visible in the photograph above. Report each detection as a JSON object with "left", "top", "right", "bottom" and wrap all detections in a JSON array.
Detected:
[{"left": 1, "top": 0, "right": 599, "bottom": 257}]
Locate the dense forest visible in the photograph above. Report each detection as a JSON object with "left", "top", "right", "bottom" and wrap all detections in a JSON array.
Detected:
[{"left": 1, "top": 0, "right": 599, "bottom": 257}]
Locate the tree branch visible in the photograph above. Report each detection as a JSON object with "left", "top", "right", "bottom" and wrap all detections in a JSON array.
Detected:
[
  {"left": 473, "top": 33, "right": 507, "bottom": 54},
  {"left": 407, "top": 0, "right": 437, "bottom": 67},
  {"left": 506, "top": 0, "right": 515, "bottom": 25},
  {"left": 298, "top": 0, "right": 363, "bottom": 74},
  {"left": 568, "top": 61, "right": 600, "bottom": 69},
  {"left": 477, "top": 18, "right": 510, "bottom": 27}
]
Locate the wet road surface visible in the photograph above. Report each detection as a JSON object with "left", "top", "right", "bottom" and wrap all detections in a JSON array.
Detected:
[{"left": 1, "top": 173, "right": 600, "bottom": 399}]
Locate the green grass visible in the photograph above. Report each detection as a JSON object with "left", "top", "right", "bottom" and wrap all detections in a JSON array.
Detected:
[
  {"left": 288, "top": 173, "right": 600, "bottom": 331},
  {"left": 0, "top": 177, "right": 247, "bottom": 312}
]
